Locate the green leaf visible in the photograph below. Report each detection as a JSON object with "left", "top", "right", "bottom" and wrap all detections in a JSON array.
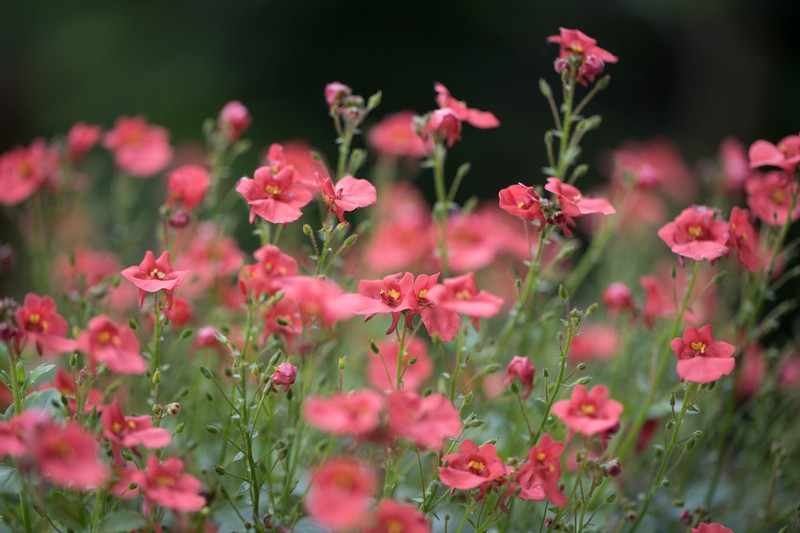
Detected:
[
  {"left": 4, "top": 389, "right": 63, "bottom": 418},
  {"left": 100, "top": 510, "right": 147, "bottom": 532},
  {"left": 23, "top": 364, "right": 55, "bottom": 394},
  {"left": 0, "top": 465, "right": 21, "bottom": 494}
]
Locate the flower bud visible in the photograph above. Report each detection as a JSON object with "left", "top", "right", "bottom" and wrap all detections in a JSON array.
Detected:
[
  {"left": 605, "top": 459, "right": 622, "bottom": 477},
  {"left": 166, "top": 402, "right": 181, "bottom": 416}
]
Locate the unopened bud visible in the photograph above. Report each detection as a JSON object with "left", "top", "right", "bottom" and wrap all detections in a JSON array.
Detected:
[
  {"left": 166, "top": 402, "right": 181, "bottom": 416},
  {"left": 175, "top": 422, "right": 185, "bottom": 434},
  {"left": 214, "top": 465, "right": 226, "bottom": 476},
  {"left": 152, "top": 368, "right": 161, "bottom": 385},
  {"left": 200, "top": 366, "right": 213, "bottom": 380},
  {"left": 128, "top": 318, "right": 138, "bottom": 330},
  {"left": 303, "top": 224, "right": 313, "bottom": 236},
  {"left": 338, "top": 356, "right": 347, "bottom": 370},
  {"left": 577, "top": 363, "right": 587, "bottom": 371},
  {"left": 205, "top": 424, "right": 219, "bottom": 434},
  {"left": 605, "top": 459, "right": 622, "bottom": 477}
]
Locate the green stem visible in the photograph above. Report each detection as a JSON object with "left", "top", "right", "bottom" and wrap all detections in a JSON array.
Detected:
[
  {"left": 432, "top": 142, "right": 450, "bottom": 278},
  {"left": 535, "top": 313, "right": 576, "bottom": 440},
  {"left": 555, "top": 69, "right": 577, "bottom": 181},
  {"left": 6, "top": 344, "right": 33, "bottom": 533}
]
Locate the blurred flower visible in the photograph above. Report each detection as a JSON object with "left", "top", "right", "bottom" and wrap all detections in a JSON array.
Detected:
[
  {"left": 551, "top": 384, "right": 623, "bottom": 436},
  {"left": 422, "top": 108, "right": 462, "bottom": 147},
  {"left": 166, "top": 165, "right": 210, "bottom": 212},
  {"left": 745, "top": 171, "right": 800, "bottom": 226},
  {"left": 164, "top": 297, "right": 192, "bottom": 326},
  {"left": 103, "top": 116, "right": 173, "bottom": 177},
  {"left": 671, "top": 325, "right": 735, "bottom": 383},
  {"left": 367, "top": 338, "right": 432, "bottom": 391},
  {"left": 434, "top": 83, "right": 500, "bottom": 129},
  {"left": 34, "top": 422, "right": 109, "bottom": 490},
  {"left": 388, "top": 391, "right": 461, "bottom": 451},
  {"left": 365, "top": 500, "right": 430, "bottom": 533},
  {"left": 219, "top": 100, "right": 251, "bottom": 143},
  {"left": 325, "top": 82, "right": 352, "bottom": 114},
  {"left": 306, "top": 457, "right": 376, "bottom": 531},
  {"left": 303, "top": 390, "right": 385, "bottom": 437},
  {"left": 719, "top": 137, "right": 751, "bottom": 193},
  {"left": 270, "top": 362, "right": 298, "bottom": 393},
  {"left": 115, "top": 456, "right": 206, "bottom": 512},
  {"left": 692, "top": 523, "right": 733, "bottom": 533},
  {"left": 503, "top": 356, "right": 536, "bottom": 398},
  {"left": 77, "top": 315, "right": 146, "bottom": 374},
  {"left": 749, "top": 134, "right": 800, "bottom": 173},
  {"left": 368, "top": 111, "right": 428, "bottom": 158},
  {"left": 0, "top": 139, "right": 58, "bottom": 206},
  {"left": 67, "top": 122, "right": 102, "bottom": 164},
  {"left": 602, "top": 282, "right": 635, "bottom": 319},
  {"left": 727, "top": 206, "right": 761, "bottom": 272},
  {"left": 569, "top": 324, "right": 617, "bottom": 362},
  {"left": 15, "top": 292, "right": 76, "bottom": 355},
  {"left": 39, "top": 368, "right": 104, "bottom": 415}
]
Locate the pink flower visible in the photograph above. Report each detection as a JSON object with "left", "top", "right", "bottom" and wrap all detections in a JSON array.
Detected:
[
  {"left": 315, "top": 173, "right": 377, "bottom": 225},
  {"left": 164, "top": 297, "right": 192, "bottom": 326},
  {"left": 0, "top": 411, "right": 52, "bottom": 459},
  {"left": 503, "top": 356, "right": 536, "bottom": 398},
  {"left": 0, "top": 139, "right": 58, "bottom": 206},
  {"left": 692, "top": 523, "right": 734, "bottom": 533},
  {"left": 57, "top": 248, "right": 120, "bottom": 297},
  {"left": 365, "top": 500, "right": 430, "bottom": 533},
  {"left": 281, "top": 140, "right": 330, "bottom": 189},
  {"left": 34, "top": 422, "right": 109, "bottom": 490},
  {"left": 352, "top": 272, "right": 415, "bottom": 334},
  {"left": 280, "top": 275, "right": 357, "bottom": 328},
  {"left": 657, "top": 205, "right": 729, "bottom": 262},
  {"left": 367, "top": 338, "right": 432, "bottom": 391},
  {"left": 727, "top": 207, "right": 761, "bottom": 272},
  {"left": 304, "top": 390, "right": 385, "bottom": 437},
  {"left": 238, "top": 244, "right": 297, "bottom": 297},
  {"left": 167, "top": 165, "right": 210, "bottom": 211},
  {"left": 551, "top": 385, "right": 623, "bottom": 436},
  {"left": 173, "top": 222, "right": 245, "bottom": 295},
  {"left": 749, "top": 134, "right": 800, "bottom": 172},
  {"left": 236, "top": 147, "right": 314, "bottom": 224},
  {"left": 611, "top": 138, "right": 696, "bottom": 202},
  {"left": 102, "top": 399, "right": 171, "bottom": 450},
  {"left": 745, "top": 171, "right": 800, "bottom": 226},
  {"left": 422, "top": 108, "right": 462, "bottom": 147},
  {"left": 67, "top": 122, "right": 102, "bottom": 164},
  {"left": 498, "top": 183, "right": 545, "bottom": 224},
  {"left": 443, "top": 210, "right": 503, "bottom": 272},
  {"left": 368, "top": 111, "right": 428, "bottom": 158},
  {"left": 115, "top": 456, "right": 206, "bottom": 512},
  {"left": 408, "top": 273, "right": 461, "bottom": 342},
  {"left": 388, "top": 391, "right": 461, "bottom": 451},
  {"left": 602, "top": 282, "right": 635, "bottom": 319},
  {"left": 509, "top": 434, "right": 568, "bottom": 507},
  {"left": 671, "top": 325, "right": 735, "bottom": 383},
  {"left": 719, "top": 137, "right": 751, "bottom": 193},
  {"left": 325, "top": 82, "right": 352, "bottom": 114},
  {"left": 121, "top": 250, "right": 189, "bottom": 309},
  {"left": 569, "top": 324, "right": 618, "bottom": 362},
  {"left": 270, "top": 362, "right": 298, "bottom": 392},
  {"left": 439, "top": 439, "right": 506, "bottom": 491},
  {"left": 14, "top": 293, "right": 76, "bottom": 355},
  {"left": 548, "top": 28, "right": 618, "bottom": 85},
  {"left": 427, "top": 272, "right": 504, "bottom": 330},
  {"left": 219, "top": 100, "right": 251, "bottom": 142},
  {"left": 545, "top": 178, "right": 616, "bottom": 234},
  {"left": 306, "top": 457, "right": 376, "bottom": 531},
  {"left": 103, "top": 116, "right": 173, "bottom": 177},
  {"left": 434, "top": 83, "right": 500, "bottom": 129},
  {"left": 77, "top": 315, "right": 146, "bottom": 374}
]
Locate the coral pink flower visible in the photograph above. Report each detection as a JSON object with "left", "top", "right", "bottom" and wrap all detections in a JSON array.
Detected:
[
  {"left": 388, "top": 391, "right": 461, "bottom": 451},
  {"left": 442, "top": 210, "right": 503, "bottom": 272},
  {"left": 407, "top": 273, "right": 461, "bottom": 342},
  {"left": 57, "top": 248, "right": 120, "bottom": 297},
  {"left": 602, "top": 282, "right": 635, "bottom": 319},
  {"left": 503, "top": 356, "right": 536, "bottom": 398},
  {"left": 315, "top": 173, "right": 377, "bottom": 225},
  {"left": 219, "top": 100, "right": 251, "bottom": 142},
  {"left": 0, "top": 411, "right": 52, "bottom": 458},
  {"left": 353, "top": 272, "right": 415, "bottom": 334},
  {"left": 727, "top": 207, "right": 760, "bottom": 272},
  {"left": 736, "top": 345, "right": 764, "bottom": 398},
  {"left": 306, "top": 457, "right": 376, "bottom": 531},
  {"left": 236, "top": 148, "right": 313, "bottom": 224},
  {"left": 367, "top": 338, "right": 432, "bottom": 391},
  {"left": 440, "top": 439, "right": 506, "bottom": 491},
  {"left": 749, "top": 134, "right": 800, "bottom": 172},
  {"left": 498, "top": 183, "right": 545, "bottom": 224},
  {"left": 304, "top": 389, "right": 385, "bottom": 437},
  {"left": 0, "top": 139, "right": 57, "bottom": 206},
  {"left": 14, "top": 293, "right": 76, "bottom": 355},
  {"left": 103, "top": 116, "right": 173, "bottom": 177},
  {"left": 671, "top": 325, "right": 735, "bottom": 383},
  {"left": 429, "top": 271, "right": 504, "bottom": 329},
  {"left": 368, "top": 111, "right": 428, "bottom": 158},
  {"left": 365, "top": 500, "right": 430, "bottom": 533},
  {"left": 434, "top": 83, "right": 500, "bottom": 129},
  {"left": 692, "top": 523, "right": 734, "bottom": 533},
  {"left": 164, "top": 297, "right": 192, "bottom": 326},
  {"left": 720, "top": 137, "right": 751, "bottom": 193},
  {"left": 115, "top": 456, "right": 205, "bottom": 512},
  {"left": 67, "top": 122, "right": 102, "bottom": 164},
  {"left": 102, "top": 399, "right": 171, "bottom": 450},
  {"left": 657, "top": 205, "right": 729, "bottom": 262},
  {"left": 77, "top": 315, "right": 146, "bottom": 374},
  {"left": 551, "top": 385, "right": 623, "bottom": 436},
  {"left": 745, "top": 171, "right": 800, "bottom": 226},
  {"left": 511, "top": 434, "right": 568, "bottom": 507},
  {"left": 611, "top": 138, "right": 696, "bottom": 202},
  {"left": 569, "top": 324, "right": 618, "bottom": 362},
  {"left": 174, "top": 222, "right": 245, "bottom": 294},
  {"left": 325, "top": 82, "right": 352, "bottom": 113},
  {"left": 422, "top": 108, "right": 462, "bottom": 147},
  {"left": 166, "top": 165, "right": 210, "bottom": 211},
  {"left": 121, "top": 250, "right": 189, "bottom": 309},
  {"left": 281, "top": 275, "right": 357, "bottom": 327},
  {"left": 548, "top": 28, "right": 618, "bottom": 85},
  {"left": 33, "top": 422, "right": 109, "bottom": 490},
  {"left": 270, "top": 362, "right": 297, "bottom": 392},
  {"left": 545, "top": 178, "right": 616, "bottom": 232},
  {"left": 281, "top": 141, "right": 329, "bottom": 189},
  {"left": 261, "top": 295, "right": 303, "bottom": 350}
]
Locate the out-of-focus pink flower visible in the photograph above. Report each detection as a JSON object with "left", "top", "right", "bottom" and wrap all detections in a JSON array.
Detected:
[
  {"left": 34, "top": 422, "right": 109, "bottom": 490},
  {"left": 389, "top": 391, "right": 461, "bottom": 451},
  {"left": 261, "top": 295, "right": 302, "bottom": 350},
  {"left": 102, "top": 399, "right": 171, "bottom": 451},
  {"left": 114, "top": 456, "right": 205, "bottom": 512},
  {"left": 727, "top": 206, "right": 761, "bottom": 272},
  {"left": 434, "top": 83, "right": 500, "bottom": 129},
  {"left": 692, "top": 523, "right": 734, "bottom": 533},
  {"left": 236, "top": 146, "right": 314, "bottom": 224},
  {"left": 281, "top": 275, "right": 357, "bottom": 327},
  {"left": 439, "top": 439, "right": 506, "bottom": 491},
  {"left": 365, "top": 500, "right": 430, "bottom": 533},
  {"left": 444, "top": 210, "right": 504, "bottom": 272},
  {"left": 270, "top": 362, "right": 297, "bottom": 392},
  {"left": 719, "top": 137, "right": 751, "bottom": 193},
  {"left": 277, "top": 140, "right": 328, "bottom": 190},
  {"left": 569, "top": 324, "right": 617, "bottom": 362},
  {"left": 749, "top": 135, "right": 800, "bottom": 173},
  {"left": 509, "top": 434, "right": 567, "bottom": 507},
  {"left": 306, "top": 457, "right": 376, "bottom": 531},
  {"left": 304, "top": 390, "right": 385, "bottom": 437},
  {"left": 0, "top": 139, "right": 58, "bottom": 206},
  {"left": 352, "top": 272, "right": 415, "bottom": 334},
  {"left": 552, "top": 385, "right": 623, "bottom": 436},
  {"left": 503, "top": 356, "right": 535, "bottom": 398},
  {"left": 657, "top": 206, "right": 729, "bottom": 263},
  {"left": 14, "top": 293, "right": 76, "bottom": 355},
  {"left": 368, "top": 112, "right": 428, "bottom": 158},
  {"left": 57, "top": 248, "right": 120, "bottom": 297},
  {"left": 610, "top": 138, "right": 696, "bottom": 202},
  {"left": 121, "top": 250, "right": 189, "bottom": 309},
  {"left": 499, "top": 183, "right": 545, "bottom": 224},
  {"left": 77, "top": 315, "right": 146, "bottom": 374},
  {"left": 67, "top": 122, "right": 102, "bottom": 164},
  {"left": 164, "top": 297, "right": 192, "bottom": 326},
  {"left": 0, "top": 411, "right": 52, "bottom": 459},
  {"left": 671, "top": 325, "right": 735, "bottom": 383},
  {"left": 315, "top": 173, "right": 377, "bottom": 225},
  {"left": 167, "top": 165, "right": 210, "bottom": 212},
  {"left": 422, "top": 108, "right": 462, "bottom": 147},
  {"left": 103, "top": 116, "right": 173, "bottom": 177},
  {"left": 367, "top": 338, "right": 432, "bottom": 391},
  {"left": 174, "top": 223, "right": 245, "bottom": 295},
  {"left": 427, "top": 271, "right": 504, "bottom": 330},
  {"left": 548, "top": 28, "right": 618, "bottom": 85},
  {"left": 745, "top": 171, "right": 800, "bottom": 226},
  {"left": 219, "top": 100, "right": 251, "bottom": 143},
  {"left": 777, "top": 355, "right": 800, "bottom": 390},
  {"left": 602, "top": 282, "right": 635, "bottom": 319},
  {"left": 736, "top": 345, "right": 764, "bottom": 398},
  {"left": 325, "top": 82, "right": 352, "bottom": 114}
]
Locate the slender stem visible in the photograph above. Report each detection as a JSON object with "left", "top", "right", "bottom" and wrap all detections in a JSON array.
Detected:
[
  {"left": 535, "top": 312, "right": 575, "bottom": 440},
  {"left": 6, "top": 344, "right": 33, "bottom": 533},
  {"left": 395, "top": 316, "right": 409, "bottom": 390},
  {"left": 555, "top": 69, "right": 577, "bottom": 181},
  {"left": 432, "top": 142, "right": 450, "bottom": 278},
  {"left": 516, "top": 390, "right": 535, "bottom": 441}
]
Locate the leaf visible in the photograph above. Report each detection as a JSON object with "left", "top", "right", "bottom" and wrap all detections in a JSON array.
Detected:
[
  {"left": 23, "top": 364, "right": 55, "bottom": 394},
  {"left": 0, "top": 466, "right": 21, "bottom": 494},
  {"left": 4, "top": 389, "right": 63, "bottom": 418},
  {"left": 100, "top": 510, "right": 147, "bottom": 532}
]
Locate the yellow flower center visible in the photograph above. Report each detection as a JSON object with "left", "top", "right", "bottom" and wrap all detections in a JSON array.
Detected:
[
  {"left": 28, "top": 313, "right": 40, "bottom": 325},
  {"left": 687, "top": 226, "right": 703, "bottom": 238},
  {"left": 155, "top": 476, "right": 175, "bottom": 487},
  {"left": 387, "top": 289, "right": 400, "bottom": 300},
  {"left": 570, "top": 44, "right": 584, "bottom": 53},
  {"left": 455, "top": 289, "right": 472, "bottom": 300},
  {"left": 265, "top": 184, "right": 282, "bottom": 196},
  {"left": 580, "top": 404, "right": 596, "bottom": 415},
  {"left": 536, "top": 452, "right": 546, "bottom": 461},
  {"left": 418, "top": 289, "right": 427, "bottom": 299},
  {"left": 773, "top": 189, "right": 786, "bottom": 204},
  {"left": 112, "top": 422, "right": 122, "bottom": 433},
  {"left": 691, "top": 341, "right": 707, "bottom": 354},
  {"left": 98, "top": 331, "right": 111, "bottom": 344},
  {"left": 468, "top": 460, "right": 485, "bottom": 471},
  {"left": 386, "top": 519, "right": 405, "bottom": 533},
  {"left": 149, "top": 269, "right": 166, "bottom": 280}
]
